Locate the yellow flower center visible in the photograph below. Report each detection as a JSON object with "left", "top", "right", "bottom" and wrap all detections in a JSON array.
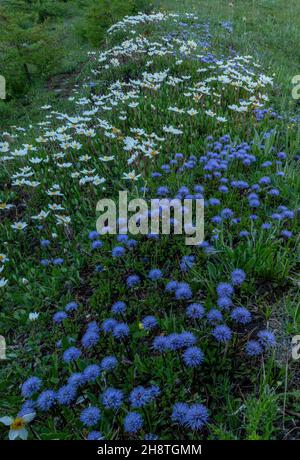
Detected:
[{"left": 11, "top": 418, "right": 25, "bottom": 430}]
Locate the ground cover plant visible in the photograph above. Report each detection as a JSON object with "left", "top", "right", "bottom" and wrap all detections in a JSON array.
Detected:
[{"left": 0, "top": 1, "right": 300, "bottom": 441}]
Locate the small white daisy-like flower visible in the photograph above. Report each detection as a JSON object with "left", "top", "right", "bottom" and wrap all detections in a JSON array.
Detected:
[
  {"left": 0, "top": 278, "right": 8, "bottom": 288},
  {"left": 0, "top": 253, "right": 9, "bottom": 263},
  {"left": 99, "top": 155, "right": 115, "bottom": 162},
  {"left": 0, "top": 202, "right": 14, "bottom": 211},
  {"left": 29, "top": 312, "right": 40, "bottom": 321},
  {"left": 123, "top": 170, "right": 141, "bottom": 181},
  {"left": 0, "top": 413, "right": 35, "bottom": 440},
  {"left": 11, "top": 221, "right": 27, "bottom": 231}
]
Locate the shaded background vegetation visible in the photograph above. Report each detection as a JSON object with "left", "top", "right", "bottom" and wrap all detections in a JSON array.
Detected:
[{"left": 0, "top": 0, "right": 152, "bottom": 126}]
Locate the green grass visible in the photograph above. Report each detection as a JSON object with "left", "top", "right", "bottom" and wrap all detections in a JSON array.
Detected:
[
  {"left": 0, "top": 0, "right": 149, "bottom": 128},
  {"left": 0, "top": 2, "right": 94, "bottom": 128}
]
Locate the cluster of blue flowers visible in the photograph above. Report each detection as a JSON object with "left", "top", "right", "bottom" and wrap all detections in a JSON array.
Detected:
[
  {"left": 172, "top": 403, "right": 209, "bottom": 430},
  {"left": 13, "top": 10, "right": 297, "bottom": 439},
  {"left": 18, "top": 130, "right": 286, "bottom": 440}
]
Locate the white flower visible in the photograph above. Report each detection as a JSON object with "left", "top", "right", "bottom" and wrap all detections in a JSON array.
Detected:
[
  {"left": 29, "top": 312, "right": 40, "bottom": 321},
  {"left": 70, "top": 141, "right": 82, "bottom": 150},
  {"left": 123, "top": 136, "right": 138, "bottom": 151},
  {"left": 93, "top": 177, "right": 106, "bottom": 186},
  {"left": 123, "top": 170, "right": 141, "bottom": 181},
  {"left": 48, "top": 204, "right": 64, "bottom": 211},
  {"left": 0, "top": 253, "right": 9, "bottom": 263},
  {"left": 31, "top": 210, "right": 50, "bottom": 221},
  {"left": 0, "top": 278, "right": 8, "bottom": 288},
  {"left": 168, "top": 106, "right": 185, "bottom": 114},
  {"left": 99, "top": 155, "right": 115, "bottom": 162},
  {"left": 0, "top": 413, "right": 35, "bottom": 440},
  {"left": 46, "top": 186, "right": 63, "bottom": 197},
  {"left": 36, "top": 136, "right": 47, "bottom": 143},
  {"left": 55, "top": 215, "right": 71, "bottom": 225},
  {"left": 205, "top": 110, "right": 216, "bottom": 117},
  {"left": 163, "top": 125, "right": 183, "bottom": 135},
  {"left": 187, "top": 108, "right": 198, "bottom": 116},
  {"left": 11, "top": 222, "right": 27, "bottom": 231},
  {"left": 79, "top": 155, "right": 91, "bottom": 162},
  {"left": 0, "top": 202, "right": 14, "bottom": 211},
  {"left": 145, "top": 149, "right": 159, "bottom": 159}
]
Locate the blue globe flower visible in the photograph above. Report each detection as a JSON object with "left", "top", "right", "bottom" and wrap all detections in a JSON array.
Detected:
[
  {"left": 212, "top": 325, "right": 232, "bottom": 343},
  {"left": 100, "top": 356, "right": 118, "bottom": 372},
  {"left": 186, "top": 303, "right": 205, "bottom": 319},
  {"left": 141, "top": 315, "right": 157, "bottom": 331},
  {"left": 148, "top": 269, "right": 163, "bottom": 281},
  {"left": 245, "top": 340, "right": 263, "bottom": 357},
  {"left": 102, "top": 388, "right": 124, "bottom": 410},
  {"left": 231, "top": 269, "right": 246, "bottom": 286},
  {"left": 231, "top": 307, "right": 251, "bottom": 324},
  {"left": 37, "top": 390, "right": 56, "bottom": 411},
  {"left": 182, "top": 346, "right": 204, "bottom": 367},
  {"left": 57, "top": 385, "right": 77, "bottom": 406},
  {"left": 184, "top": 404, "right": 209, "bottom": 430},
  {"left": 21, "top": 377, "right": 42, "bottom": 398},
  {"left": 87, "top": 431, "right": 104, "bottom": 440},
  {"left": 63, "top": 346, "right": 81, "bottom": 363},
  {"left": 124, "top": 412, "right": 143, "bottom": 433},
  {"left": 80, "top": 406, "right": 101, "bottom": 427}
]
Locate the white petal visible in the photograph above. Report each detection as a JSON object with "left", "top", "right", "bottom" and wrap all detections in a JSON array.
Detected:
[
  {"left": 0, "top": 416, "right": 13, "bottom": 426},
  {"left": 9, "top": 429, "right": 20, "bottom": 440},
  {"left": 23, "top": 412, "right": 35, "bottom": 423},
  {"left": 18, "top": 428, "right": 28, "bottom": 440}
]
